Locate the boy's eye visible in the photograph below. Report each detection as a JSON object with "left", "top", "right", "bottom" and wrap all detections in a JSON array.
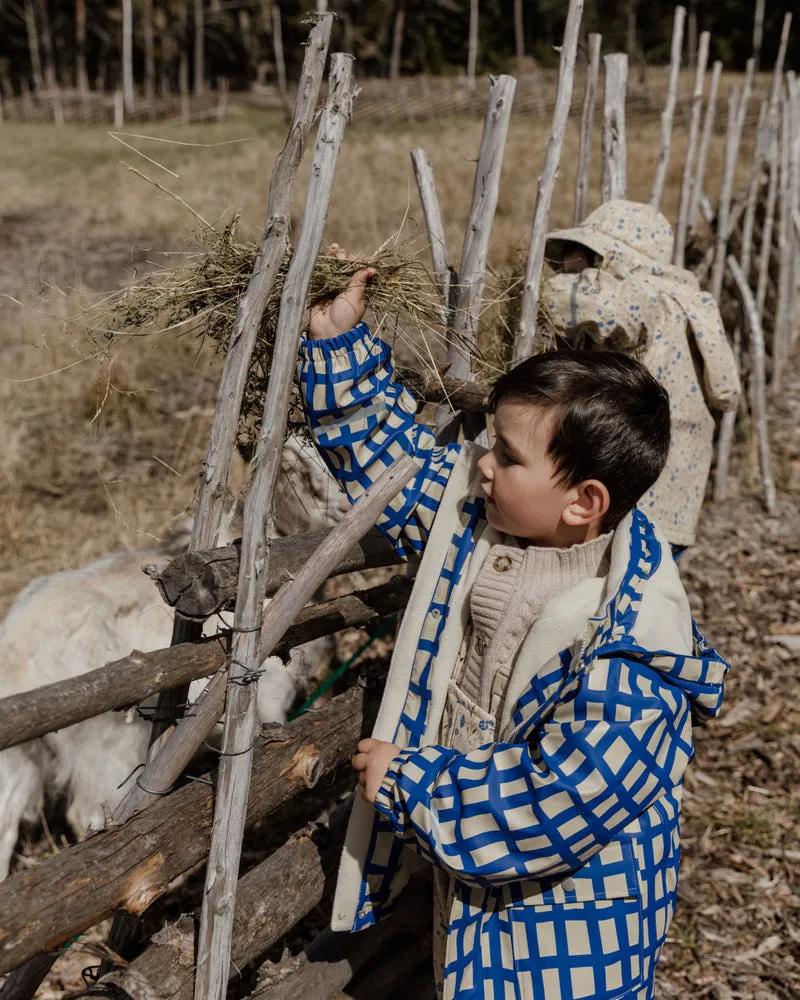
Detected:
[{"left": 498, "top": 446, "right": 517, "bottom": 467}]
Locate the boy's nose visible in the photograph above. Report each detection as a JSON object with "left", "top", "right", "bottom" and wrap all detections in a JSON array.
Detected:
[{"left": 477, "top": 453, "right": 493, "bottom": 480}]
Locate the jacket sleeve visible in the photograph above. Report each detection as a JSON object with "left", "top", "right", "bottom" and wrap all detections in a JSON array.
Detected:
[
  {"left": 372, "top": 657, "right": 693, "bottom": 887},
  {"left": 682, "top": 291, "right": 741, "bottom": 412},
  {"left": 299, "top": 322, "right": 461, "bottom": 558},
  {"left": 542, "top": 269, "right": 662, "bottom": 351}
]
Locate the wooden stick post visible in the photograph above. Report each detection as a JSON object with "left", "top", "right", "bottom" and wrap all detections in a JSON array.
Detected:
[
  {"left": 773, "top": 77, "right": 793, "bottom": 390},
  {"left": 447, "top": 73, "right": 516, "bottom": 381},
  {"left": 574, "top": 32, "right": 602, "bottom": 226},
  {"left": 673, "top": 31, "right": 709, "bottom": 265},
  {"left": 601, "top": 54, "right": 628, "bottom": 202},
  {"left": 688, "top": 59, "right": 722, "bottom": 231},
  {"left": 727, "top": 256, "right": 776, "bottom": 514},
  {"left": 193, "top": 54, "right": 359, "bottom": 1000},
  {"left": 710, "top": 85, "right": 742, "bottom": 303},
  {"left": 410, "top": 148, "right": 452, "bottom": 310},
  {"left": 713, "top": 100, "right": 769, "bottom": 503},
  {"left": 150, "top": 15, "right": 333, "bottom": 741},
  {"left": 650, "top": 5, "right": 685, "bottom": 213},
  {"left": 513, "top": 0, "right": 584, "bottom": 364}
]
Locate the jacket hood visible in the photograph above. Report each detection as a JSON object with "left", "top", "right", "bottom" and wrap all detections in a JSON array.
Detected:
[
  {"left": 546, "top": 199, "right": 674, "bottom": 269},
  {"left": 584, "top": 508, "right": 729, "bottom": 721}
]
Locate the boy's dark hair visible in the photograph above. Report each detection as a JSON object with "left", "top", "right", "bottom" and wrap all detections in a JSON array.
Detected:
[{"left": 489, "top": 349, "right": 670, "bottom": 530}]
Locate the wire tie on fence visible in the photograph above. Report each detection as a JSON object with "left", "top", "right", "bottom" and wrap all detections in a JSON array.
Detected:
[
  {"left": 116, "top": 762, "right": 145, "bottom": 790},
  {"left": 135, "top": 775, "right": 175, "bottom": 797},
  {"left": 202, "top": 739, "right": 259, "bottom": 758}
]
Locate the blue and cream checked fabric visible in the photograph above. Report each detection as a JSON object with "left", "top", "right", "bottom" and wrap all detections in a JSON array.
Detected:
[{"left": 299, "top": 324, "right": 730, "bottom": 1000}]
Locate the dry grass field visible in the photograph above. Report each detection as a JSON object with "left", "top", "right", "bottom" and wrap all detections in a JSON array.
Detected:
[{"left": 2, "top": 85, "right": 798, "bottom": 999}]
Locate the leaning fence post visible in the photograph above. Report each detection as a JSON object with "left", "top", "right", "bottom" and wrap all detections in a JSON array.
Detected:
[
  {"left": 727, "top": 256, "right": 776, "bottom": 515},
  {"left": 650, "top": 5, "right": 685, "bottom": 213},
  {"left": 410, "top": 148, "right": 452, "bottom": 314},
  {"left": 148, "top": 15, "right": 333, "bottom": 742},
  {"left": 601, "top": 53, "right": 628, "bottom": 202},
  {"left": 688, "top": 59, "right": 722, "bottom": 231},
  {"left": 193, "top": 54, "right": 358, "bottom": 1000},
  {"left": 673, "top": 31, "right": 709, "bottom": 266},
  {"left": 513, "top": 0, "right": 584, "bottom": 364},
  {"left": 574, "top": 32, "right": 602, "bottom": 226},
  {"left": 448, "top": 73, "right": 516, "bottom": 382}
]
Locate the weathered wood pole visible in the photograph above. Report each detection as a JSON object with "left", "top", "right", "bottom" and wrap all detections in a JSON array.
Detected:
[
  {"left": 601, "top": 54, "right": 628, "bottom": 202},
  {"left": 688, "top": 59, "right": 722, "bottom": 230},
  {"left": 150, "top": 16, "right": 333, "bottom": 739},
  {"left": 650, "top": 5, "right": 685, "bottom": 213},
  {"left": 514, "top": 0, "right": 525, "bottom": 74},
  {"left": 772, "top": 78, "right": 794, "bottom": 391},
  {"left": 389, "top": 1, "right": 405, "bottom": 81},
  {"left": 514, "top": 0, "right": 584, "bottom": 364},
  {"left": 574, "top": 32, "right": 602, "bottom": 226},
  {"left": 410, "top": 148, "right": 452, "bottom": 308},
  {"left": 194, "top": 55, "right": 360, "bottom": 1000},
  {"left": 727, "top": 256, "right": 776, "bottom": 514},
  {"left": 448, "top": 74, "right": 516, "bottom": 381},
  {"left": 710, "top": 85, "right": 742, "bottom": 303},
  {"left": 673, "top": 31, "right": 709, "bottom": 265},
  {"left": 24, "top": 0, "right": 44, "bottom": 93},
  {"left": 272, "top": 5, "right": 289, "bottom": 111},
  {"left": 713, "top": 100, "right": 769, "bottom": 503}
]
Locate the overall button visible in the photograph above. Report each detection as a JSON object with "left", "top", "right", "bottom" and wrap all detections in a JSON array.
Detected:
[{"left": 493, "top": 554, "right": 513, "bottom": 572}]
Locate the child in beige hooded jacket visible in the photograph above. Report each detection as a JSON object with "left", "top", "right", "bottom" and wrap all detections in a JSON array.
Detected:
[{"left": 542, "top": 199, "right": 740, "bottom": 548}]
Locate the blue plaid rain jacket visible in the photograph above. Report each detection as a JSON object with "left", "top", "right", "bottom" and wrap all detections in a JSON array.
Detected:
[{"left": 299, "top": 323, "right": 729, "bottom": 1000}]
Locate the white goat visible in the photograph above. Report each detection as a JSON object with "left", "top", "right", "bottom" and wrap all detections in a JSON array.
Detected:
[{"left": 0, "top": 435, "right": 344, "bottom": 879}]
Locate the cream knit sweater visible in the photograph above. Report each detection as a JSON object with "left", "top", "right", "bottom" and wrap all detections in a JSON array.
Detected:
[{"left": 456, "top": 532, "right": 613, "bottom": 718}]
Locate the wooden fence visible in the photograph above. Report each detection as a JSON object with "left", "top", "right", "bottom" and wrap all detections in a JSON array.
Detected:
[{"left": 0, "top": 6, "right": 798, "bottom": 1000}]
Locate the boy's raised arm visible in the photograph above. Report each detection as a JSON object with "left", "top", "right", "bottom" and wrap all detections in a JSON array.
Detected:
[
  {"left": 371, "top": 657, "right": 695, "bottom": 886},
  {"left": 299, "top": 267, "right": 460, "bottom": 558}
]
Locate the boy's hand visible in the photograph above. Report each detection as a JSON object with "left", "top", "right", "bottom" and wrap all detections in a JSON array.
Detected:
[
  {"left": 352, "top": 737, "right": 402, "bottom": 804},
  {"left": 308, "top": 246, "right": 376, "bottom": 340}
]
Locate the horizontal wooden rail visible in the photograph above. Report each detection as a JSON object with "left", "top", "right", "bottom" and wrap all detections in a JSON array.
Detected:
[
  {"left": 0, "top": 576, "right": 411, "bottom": 753},
  {"left": 0, "top": 687, "right": 363, "bottom": 977}
]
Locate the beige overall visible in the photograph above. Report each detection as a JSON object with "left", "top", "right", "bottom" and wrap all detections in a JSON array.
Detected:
[{"left": 432, "top": 533, "right": 612, "bottom": 996}]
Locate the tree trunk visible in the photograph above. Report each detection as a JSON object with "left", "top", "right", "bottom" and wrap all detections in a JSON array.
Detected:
[
  {"left": 121, "top": 0, "right": 134, "bottom": 111},
  {"left": 389, "top": 2, "right": 405, "bottom": 81},
  {"left": 687, "top": 0, "right": 697, "bottom": 71},
  {"left": 37, "top": 0, "right": 57, "bottom": 90},
  {"left": 625, "top": 0, "right": 636, "bottom": 59},
  {"left": 466, "top": 0, "right": 478, "bottom": 91},
  {"left": 143, "top": 0, "right": 156, "bottom": 103},
  {"left": 752, "top": 0, "right": 766, "bottom": 71},
  {"left": 513, "top": 0, "right": 524, "bottom": 73},
  {"left": 24, "top": 0, "right": 44, "bottom": 93},
  {"left": 0, "top": 688, "right": 363, "bottom": 977},
  {"left": 193, "top": 0, "right": 204, "bottom": 96},
  {"left": 75, "top": 0, "right": 89, "bottom": 95}
]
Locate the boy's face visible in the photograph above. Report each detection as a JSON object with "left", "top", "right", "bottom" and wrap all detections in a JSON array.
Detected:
[{"left": 477, "top": 403, "right": 586, "bottom": 546}]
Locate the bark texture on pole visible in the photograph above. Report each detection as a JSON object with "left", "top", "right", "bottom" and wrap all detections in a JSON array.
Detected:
[
  {"left": 448, "top": 74, "right": 516, "bottom": 381},
  {"left": 574, "top": 32, "right": 602, "bottom": 226},
  {"left": 673, "top": 31, "right": 709, "bottom": 265},
  {"left": 151, "top": 16, "right": 333, "bottom": 740},
  {"left": 514, "top": 0, "right": 584, "bottom": 365},
  {"left": 0, "top": 689, "right": 363, "bottom": 978},
  {"left": 727, "top": 256, "right": 776, "bottom": 515},
  {"left": 688, "top": 59, "right": 722, "bottom": 231},
  {"left": 772, "top": 78, "right": 794, "bottom": 391},
  {"left": 194, "top": 59, "right": 360, "bottom": 997},
  {"left": 650, "top": 5, "right": 685, "bottom": 212},
  {"left": 601, "top": 54, "right": 628, "bottom": 203}
]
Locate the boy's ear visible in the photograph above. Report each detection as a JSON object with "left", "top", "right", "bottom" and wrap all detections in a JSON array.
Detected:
[{"left": 561, "top": 479, "right": 610, "bottom": 528}]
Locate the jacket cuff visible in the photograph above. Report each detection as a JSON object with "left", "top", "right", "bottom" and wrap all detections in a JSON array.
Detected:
[
  {"left": 300, "top": 321, "right": 375, "bottom": 358},
  {"left": 373, "top": 747, "right": 419, "bottom": 819}
]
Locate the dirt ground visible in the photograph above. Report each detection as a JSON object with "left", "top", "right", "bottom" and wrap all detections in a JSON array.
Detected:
[{"left": 0, "top": 94, "right": 797, "bottom": 998}]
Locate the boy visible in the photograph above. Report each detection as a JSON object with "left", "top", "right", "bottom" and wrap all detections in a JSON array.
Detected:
[
  {"left": 542, "top": 199, "right": 740, "bottom": 550},
  {"left": 300, "top": 268, "right": 729, "bottom": 1000}
]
